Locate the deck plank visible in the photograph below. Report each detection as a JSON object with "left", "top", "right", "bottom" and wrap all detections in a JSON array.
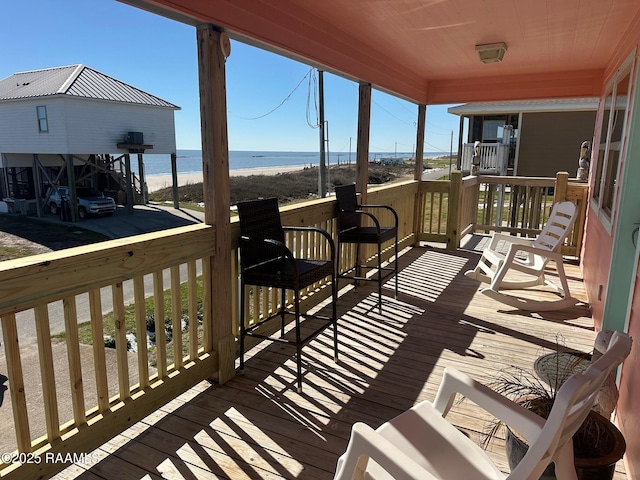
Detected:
[{"left": 52, "top": 245, "right": 626, "bottom": 480}]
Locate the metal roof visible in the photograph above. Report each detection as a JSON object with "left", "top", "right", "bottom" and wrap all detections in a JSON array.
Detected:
[
  {"left": 448, "top": 98, "right": 600, "bottom": 116},
  {"left": 0, "top": 64, "right": 179, "bottom": 109}
]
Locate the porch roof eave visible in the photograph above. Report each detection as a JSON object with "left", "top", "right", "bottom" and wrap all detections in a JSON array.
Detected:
[{"left": 117, "top": 0, "right": 640, "bottom": 104}]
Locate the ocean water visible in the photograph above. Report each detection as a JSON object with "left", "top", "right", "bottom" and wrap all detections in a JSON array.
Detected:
[{"left": 137, "top": 149, "right": 448, "bottom": 177}]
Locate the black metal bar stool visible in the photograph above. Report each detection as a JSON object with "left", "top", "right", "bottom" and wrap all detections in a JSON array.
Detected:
[
  {"left": 335, "top": 183, "right": 398, "bottom": 310},
  {"left": 237, "top": 197, "right": 338, "bottom": 393}
]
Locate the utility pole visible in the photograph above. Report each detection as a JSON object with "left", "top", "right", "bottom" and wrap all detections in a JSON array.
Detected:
[
  {"left": 449, "top": 130, "right": 453, "bottom": 178},
  {"left": 318, "top": 70, "right": 327, "bottom": 198}
]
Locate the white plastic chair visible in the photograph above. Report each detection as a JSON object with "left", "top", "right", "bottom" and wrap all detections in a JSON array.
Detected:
[
  {"left": 465, "top": 200, "right": 578, "bottom": 311},
  {"left": 333, "top": 331, "right": 632, "bottom": 480}
]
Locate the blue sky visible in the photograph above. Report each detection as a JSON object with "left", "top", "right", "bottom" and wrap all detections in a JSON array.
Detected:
[{"left": 1, "top": 0, "right": 463, "bottom": 154}]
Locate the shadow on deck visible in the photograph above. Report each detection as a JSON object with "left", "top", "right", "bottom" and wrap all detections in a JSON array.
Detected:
[{"left": 53, "top": 243, "right": 626, "bottom": 480}]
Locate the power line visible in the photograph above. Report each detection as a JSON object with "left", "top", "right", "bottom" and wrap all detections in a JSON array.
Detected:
[
  {"left": 427, "top": 130, "right": 456, "bottom": 136},
  {"left": 372, "top": 99, "right": 415, "bottom": 126},
  {"left": 424, "top": 140, "right": 449, "bottom": 151},
  {"left": 306, "top": 69, "right": 320, "bottom": 128},
  {"left": 392, "top": 96, "right": 417, "bottom": 115},
  {"left": 349, "top": 82, "right": 415, "bottom": 126},
  {"left": 236, "top": 68, "right": 312, "bottom": 120}
]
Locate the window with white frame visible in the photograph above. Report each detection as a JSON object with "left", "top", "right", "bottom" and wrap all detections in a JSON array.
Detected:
[
  {"left": 36, "top": 105, "right": 48, "bottom": 132},
  {"left": 482, "top": 120, "right": 504, "bottom": 141},
  {"left": 591, "top": 54, "right": 635, "bottom": 230}
]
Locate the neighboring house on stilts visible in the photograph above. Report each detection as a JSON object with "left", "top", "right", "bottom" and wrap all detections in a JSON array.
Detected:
[{"left": 0, "top": 64, "right": 180, "bottom": 219}]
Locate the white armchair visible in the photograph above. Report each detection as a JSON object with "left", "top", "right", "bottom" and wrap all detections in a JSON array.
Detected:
[
  {"left": 465, "top": 200, "right": 579, "bottom": 311},
  {"left": 333, "top": 331, "right": 632, "bottom": 480}
]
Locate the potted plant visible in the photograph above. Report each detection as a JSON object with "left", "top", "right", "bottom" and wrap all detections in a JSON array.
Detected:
[{"left": 484, "top": 348, "right": 626, "bottom": 480}]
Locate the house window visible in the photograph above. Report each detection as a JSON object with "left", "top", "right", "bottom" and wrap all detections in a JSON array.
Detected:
[
  {"left": 482, "top": 120, "right": 504, "bottom": 141},
  {"left": 591, "top": 54, "right": 634, "bottom": 230},
  {"left": 592, "top": 90, "right": 612, "bottom": 204},
  {"left": 36, "top": 106, "right": 48, "bottom": 132}
]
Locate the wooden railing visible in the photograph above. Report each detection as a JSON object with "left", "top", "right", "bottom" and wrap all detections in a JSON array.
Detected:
[
  {"left": 0, "top": 225, "right": 217, "bottom": 479},
  {"left": 474, "top": 175, "right": 556, "bottom": 234},
  {"left": 416, "top": 171, "right": 588, "bottom": 256},
  {"left": 460, "top": 142, "right": 510, "bottom": 175},
  {"left": 415, "top": 179, "right": 450, "bottom": 245},
  {"left": 0, "top": 180, "right": 419, "bottom": 479},
  {"left": 233, "top": 180, "right": 419, "bottom": 343},
  {"left": 0, "top": 175, "right": 586, "bottom": 479}
]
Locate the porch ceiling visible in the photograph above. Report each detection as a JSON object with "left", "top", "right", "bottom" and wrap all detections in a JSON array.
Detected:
[{"left": 122, "top": 0, "right": 640, "bottom": 104}]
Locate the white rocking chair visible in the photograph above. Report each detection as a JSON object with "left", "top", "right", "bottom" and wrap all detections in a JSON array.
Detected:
[
  {"left": 333, "top": 331, "right": 632, "bottom": 480},
  {"left": 465, "top": 200, "right": 579, "bottom": 311}
]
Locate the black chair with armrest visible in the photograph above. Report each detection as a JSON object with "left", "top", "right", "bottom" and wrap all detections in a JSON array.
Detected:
[
  {"left": 335, "top": 183, "right": 398, "bottom": 310},
  {"left": 237, "top": 197, "right": 338, "bottom": 393}
]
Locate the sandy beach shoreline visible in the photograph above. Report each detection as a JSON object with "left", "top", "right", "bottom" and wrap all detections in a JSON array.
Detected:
[{"left": 145, "top": 164, "right": 308, "bottom": 192}]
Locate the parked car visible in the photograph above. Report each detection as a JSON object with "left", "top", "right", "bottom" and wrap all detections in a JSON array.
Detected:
[{"left": 47, "top": 186, "right": 116, "bottom": 219}]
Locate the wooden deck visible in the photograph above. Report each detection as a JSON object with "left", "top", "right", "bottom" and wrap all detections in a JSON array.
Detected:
[{"left": 51, "top": 242, "right": 627, "bottom": 480}]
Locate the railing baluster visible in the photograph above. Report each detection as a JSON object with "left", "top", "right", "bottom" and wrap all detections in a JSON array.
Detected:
[
  {"left": 133, "top": 275, "right": 149, "bottom": 389},
  {"left": 187, "top": 260, "right": 198, "bottom": 360},
  {"left": 428, "top": 192, "right": 435, "bottom": 233},
  {"left": 112, "top": 282, "right": 129, "bottom": 400},
  {"left": 34, "top": 304, "right": 60, "bottom": 441},
  {"left": 1, "top": 313, "right": 31, "bottom": 452},
  {"left": 153, "top": 270, "right": 167, "bottom": 378},
  {"left": 250, "top": 285, "right": 259, "bottom": 325},
  {"left": 89, "top": 289, "right": 109, "bottom": 412},
  {"left": 439, "top": 192, "right": 446, "bottom": 233},
  {"left": 202, "top": 258, "right": 213, "bottom": 353},
  {"left": 506, "top": 184, "right": 514, "bottom": 227},
  {"left": 269, "top": 284, "right": 277, "bottom": 319},
  {"left": 522, "top": 185, "right": 531, "bottom": 229},
  {"left": 262, "top": 275, "right": 269, "bottom": 315},
  {"left": 63, "top": 296, "right": 86, "bottom": 425},
  {"left": 487, "top": 184, "right": 495, "bottom": 228},
  {"left": 170, "top": 265, "right": 183, "bottom": 369}
]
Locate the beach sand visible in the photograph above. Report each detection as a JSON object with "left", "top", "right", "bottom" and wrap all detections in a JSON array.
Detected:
[{"left": 145, "top": 164, "right": 308, "bottom": 192}]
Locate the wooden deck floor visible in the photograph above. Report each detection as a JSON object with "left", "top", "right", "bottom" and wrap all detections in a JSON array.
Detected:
[{"left": 52, "top": 243, "right": 627, "bottom": 480}]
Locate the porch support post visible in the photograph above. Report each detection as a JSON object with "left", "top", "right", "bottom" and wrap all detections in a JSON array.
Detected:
[
  {"left": 32, "top": 154, "right": 42, "bottom": 217},
  {"left": 1, "top": 154, "right": 10, "bottom": 198},
  {"left": 456, "top": 116, "right": 464, "bottom": 169},
  {"left": 446, "top": 170, "right": 463, "bottom": 251},
  {"left": 197, "top": 24, "right": 235, "bottom": 384},
  {"left": 413, "top": 104, "right": 426, "bottom": 245},
  {"left": 414, "top": 104, "right": 426, "bottom": 180},
  {"left": 553, "top": 171, "right": 569, "bottom": 203},
  {"left": 137, "top": 153, "right": 147, "bottom": 204},
  {"left": 171, "top": 152, "right": 179, "bottom": 209},
  {"left": 124, "top": 153, "right": 134, "bottom": 215},
  {"left": 356, "top": 83, "right": 371, "bottom": 201},
  {"left": 66, "top": 154, "right": 79, "bottom": 222}
]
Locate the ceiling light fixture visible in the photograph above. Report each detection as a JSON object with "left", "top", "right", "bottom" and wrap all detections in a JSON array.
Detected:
[{"left": 475, "top": 42, "right": 507, "bottom": 64}]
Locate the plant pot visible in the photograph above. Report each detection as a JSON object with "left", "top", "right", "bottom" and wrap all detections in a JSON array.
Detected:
[{"left": 506, "top": 411, "right": 626, "bottom": 480}]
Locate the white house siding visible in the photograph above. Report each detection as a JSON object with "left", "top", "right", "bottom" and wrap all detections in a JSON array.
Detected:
[
  {"left": 62, "top": 98, "right": 177, "bottom": 154},
  {"left": 0, "top": 97, "right": 176, "bottom": 155},
  {"left": 0, "top": 97, "right": 70, "bottom": 154}
]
